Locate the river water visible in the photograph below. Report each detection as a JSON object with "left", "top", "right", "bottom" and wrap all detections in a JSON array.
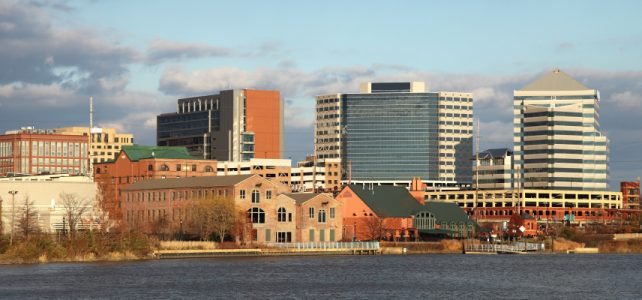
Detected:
[{"left": 0, "top": 254, "right": 641, "bottom": 299}]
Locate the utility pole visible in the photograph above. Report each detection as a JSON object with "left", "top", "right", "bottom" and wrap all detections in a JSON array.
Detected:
[{"left": 9, "top": 190, "right": 18, "bottom": 246}]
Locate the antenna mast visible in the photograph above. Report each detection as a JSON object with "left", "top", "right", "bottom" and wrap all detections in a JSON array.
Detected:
[{"left": 89, "top": 96, "right": 93, "bottom": 177}]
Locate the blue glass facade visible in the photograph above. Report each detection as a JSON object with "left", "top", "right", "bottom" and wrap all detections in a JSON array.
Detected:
[{"left": 342, "top": 93, "right": 440, "bottom": 181}]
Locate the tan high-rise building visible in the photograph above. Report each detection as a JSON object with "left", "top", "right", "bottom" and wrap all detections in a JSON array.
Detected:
[
  {"left": 55, "top": 127, "right": 134, "bottom": 164},
  {"left": 513, "top": 69, "right": 609, "bottom": 191}
]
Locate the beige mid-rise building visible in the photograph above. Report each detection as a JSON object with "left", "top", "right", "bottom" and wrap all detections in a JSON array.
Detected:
[{"left": 55, "top": 127, "right": 134, "bottom": 164}]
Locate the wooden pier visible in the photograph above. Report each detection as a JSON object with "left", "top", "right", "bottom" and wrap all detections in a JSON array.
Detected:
[{"left": 465, "top": 242, "right": 545, "bottom": 254}]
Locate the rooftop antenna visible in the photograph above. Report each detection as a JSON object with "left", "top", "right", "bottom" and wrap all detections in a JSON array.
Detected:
[{"left": 89, "top": 96, "right": 93, "bottom": 177}]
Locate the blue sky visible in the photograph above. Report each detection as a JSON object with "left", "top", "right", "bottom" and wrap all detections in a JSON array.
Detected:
[{"left": 1, "top": 0, "right": 642, "bottom": 188}]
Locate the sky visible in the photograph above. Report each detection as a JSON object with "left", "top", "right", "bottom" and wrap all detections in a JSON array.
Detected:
[{"left": 1, "top": 0, "right": 642, "bottom": 190}]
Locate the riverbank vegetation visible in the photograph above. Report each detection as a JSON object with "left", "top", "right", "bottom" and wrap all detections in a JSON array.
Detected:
[{"left": 0, "top": 231, "right": 157, "bottom": 264}]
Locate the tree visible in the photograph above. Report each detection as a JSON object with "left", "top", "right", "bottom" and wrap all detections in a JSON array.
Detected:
[
  {"left": 17, "top": 196, "right": 40, "bottom": 240},
  {"left": 59, "top": 192, "right": 92, "bottom": 240},
  {"left": 189, "top": 196, "right": 236, "bottom": 242},
  {"left": 364, "top": 216, "right": 385, "bottom": 241}
]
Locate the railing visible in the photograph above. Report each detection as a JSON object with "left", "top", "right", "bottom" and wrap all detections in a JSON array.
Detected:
[
  {"left": 265, "top": 241, "right": 380, "bottom": 250},
  {"left": 466, "top": 242, "right": 545, "bottom": 253}
]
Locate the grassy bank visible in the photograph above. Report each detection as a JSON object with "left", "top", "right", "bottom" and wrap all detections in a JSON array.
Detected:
[
  {"left": 0, "top": 231, "right": 157, "bottom": 264},
  {"left": 381, "top": 240, "right": 463, "bottom": 254}
]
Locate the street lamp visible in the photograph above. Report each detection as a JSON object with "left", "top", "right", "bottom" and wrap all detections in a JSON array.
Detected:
[{"left": 8, "top": 190, "right": 18, "bottom": 246}]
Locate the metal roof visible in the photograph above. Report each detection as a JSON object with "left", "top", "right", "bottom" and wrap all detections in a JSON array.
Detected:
[
  {"left": 420, "top": 201, "right": 473, "bottom": 224},
  {"left": 282, "top": 193, "right": 324, "bottom": 204},
  {"left": 121, "top": 145, "right": 201, "bottom": 162},
  {"left": 122, "top": 174, "right": 254, "bottom": 191},
  {"left": 345, "top": 184, "right": 424, "bottom": 218}
]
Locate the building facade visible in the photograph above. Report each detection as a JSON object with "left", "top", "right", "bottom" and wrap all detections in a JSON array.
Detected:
[
  {"left": 421, "top": 188, "right": 622, "bottom": 225},
  {"left": 315, "top": 82, "right": 473, "bottom": 187},
  {"left": 1, "top": 176, "right": 97, "bottom": 234},
  {"left": 157, "top": 89, "right": 283, "bottom": 161},
  {"left": 93, "top": 145, "right": 217, "bottom": 220},
  {"left": 473, "top": 148, "right": 514, "bottom": 190},
  {"left": 55, "top": 127, "right": 134, "bottom": 164},
  {"left": 0, "top": 127, "right": 89, "bottom": 176},
  {"left": 120, "top": 175, "right": 342, "bottom": 243},
  {"left": 513, "top": 69, "right": 609, "bottom": 190},
  {"left": 620, "top": 181, "right": 640, "bottom": 210}
]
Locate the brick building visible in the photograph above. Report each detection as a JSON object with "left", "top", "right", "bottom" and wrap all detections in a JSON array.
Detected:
[
  {"left": 0, "top": 127, "right": 89, "bottom": 176},
  {"left": 120, "top": 174, "right": 342, "bottom": 243},
  {"left": 278, "top": 193, "right": 343, "bottom": 242},
  {"left": 94, "top": 145, "right": 217, "bottom": 220},
  {"left": 336, "top": 184, "right": 474, "bottom": 241}
]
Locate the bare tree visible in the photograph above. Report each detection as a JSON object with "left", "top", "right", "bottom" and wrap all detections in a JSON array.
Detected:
[
  {"left": 364, "top": 216, "right": 385, "bottom": 241},
  {"left": 59, "top": 192, "right": 91, "bottom": 240},
  {"left": 17, "top": 196, "right": 39, "bottom": 241},
  {"left": 189, "top": 196, "right": 236, "bottom": 242}
]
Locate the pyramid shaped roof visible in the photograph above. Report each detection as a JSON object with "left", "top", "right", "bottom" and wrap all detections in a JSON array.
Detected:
[{"left": 520, "top": 69, "right": 589, "bottom": 91}]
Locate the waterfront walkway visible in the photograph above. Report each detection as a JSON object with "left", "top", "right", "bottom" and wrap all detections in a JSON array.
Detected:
[
  {"left": 465, "top": 242, "right": 545, "bottom": 254},
  {"left": 154, "top": 242, "right": 381, "bottom": 259}
]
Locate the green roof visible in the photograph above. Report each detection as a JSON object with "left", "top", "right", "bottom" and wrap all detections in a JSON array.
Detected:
[
  {"left": 121, "top": 145, "right": 201, "bottom": 161},
  {"left": 420, "top": 201, "right": 474, "bottom": 224},
  {"left": 345, "top": 184, "right": 424, "bottom": 218}
]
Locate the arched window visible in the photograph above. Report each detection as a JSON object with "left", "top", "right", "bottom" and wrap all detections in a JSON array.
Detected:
[
  {"left": 247, "top": 207, "right": 265, "bottom": 224},
  {"left": 95, "top": 167, "right": 101, "bottom": 174},
  {"left": 204, "top": 165, "right": 214, "bottom": 172},
  {"left": 147, "top": 164, "right": 154, "bottom": 171},
  {"left": 251, "top": 190, "right": 260, "bottom": 203},
  {"left": 277, "top": 207, "right": 287, "bottom": 222},
  {"left": 318, "top": 209, "right": 326, "bottom": 223},
  {"left": 160, "top": 164, "right": 169, "bottom": 171}
]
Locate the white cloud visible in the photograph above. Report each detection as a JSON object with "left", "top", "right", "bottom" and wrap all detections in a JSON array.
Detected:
[{"left": 610, "top": 91, "right": 641, "bottom": 108}]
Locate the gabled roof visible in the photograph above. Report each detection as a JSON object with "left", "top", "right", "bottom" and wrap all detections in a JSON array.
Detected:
[
  {"left": 121, "top": 145, "right": 200, "bottom": 162},
  {"left": 520, "top": 69, "right": 589, "bottom": 91},
  {"left": 476, "top": 148, "right": 512, "bottom": 160},
  {"left": 345, "top": 184, "right": 424, "bottom": 218},
  {"left": 122, "top": 174, "right": 253, "bottom": 191},
  {"left": 421, "top": 201, "right": 473, "bottom": 224},
  {"left": 282, "top": 193, "right": 326, "bottom": 205}
]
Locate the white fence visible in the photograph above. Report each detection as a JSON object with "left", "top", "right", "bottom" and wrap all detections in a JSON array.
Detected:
[
  {"left": 466, "top": 242, "right": 545, "bottom": 253},
  {"left": 265, "top": 241, "right": 380, "bottom": 250}
]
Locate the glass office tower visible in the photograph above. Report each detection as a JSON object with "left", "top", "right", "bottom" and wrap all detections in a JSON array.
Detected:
[{"left": 315, "top": 82, "right": 473, "bottom": 186}]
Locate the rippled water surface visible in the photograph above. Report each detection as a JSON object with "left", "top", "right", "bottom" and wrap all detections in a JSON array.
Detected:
[{"left": 1, "top": 254, "right": 641, "bottom": 299}]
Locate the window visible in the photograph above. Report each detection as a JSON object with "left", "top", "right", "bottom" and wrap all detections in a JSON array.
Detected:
[
  {"left": 252, "top": 189, "right": 260, "bottom": 203},
  {"left": 204, "top": 165, "right": 214, "bottom": 172},
  {"left": 265, "top": 229, "right": 271, "bottom": 242},
  {"left": 330, "top": 207, "right": 336, "bottom": 219},
  {"left": 266, "top": 190, "right": 272, "bottom": 200},
  {"left": 191, "top": 164, "right": 197, "bottom": 171},
  {"left": 160, "top": 164, "right": 169, "bottom": 171},
  {"left": 247, "top": 208, "right": 265, "bottom": 224},
  {"left": 240, "top": 189, "right": 246, "bottom": 199},
  {"left": 318, "top": 209, "right": 326, "bottom": 223},
  {"left": 147, "top": 164, "right": 153, "bottom": 171},
  {"left": 277, "top": 232, "right": 292, "bottom": 243},
  {"left": 277, "top": 207, "right": 287, "bottom": 222},
  {"left": 176, "top": 164, "right": 182, "bottom": 171},
  {"left": 309, "top": 207, "right": 314, "bottom": 219}
]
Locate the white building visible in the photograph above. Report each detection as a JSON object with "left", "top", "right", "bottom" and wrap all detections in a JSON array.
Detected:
[
  {"left": 513, "top": 69, "right": 609, "bottom": 191},
  {"left": 0, "top": 175, "right": 98, "bottom": 234},
  {"left": 473, "top": 148, "right": 514, "bottom": 190}
]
